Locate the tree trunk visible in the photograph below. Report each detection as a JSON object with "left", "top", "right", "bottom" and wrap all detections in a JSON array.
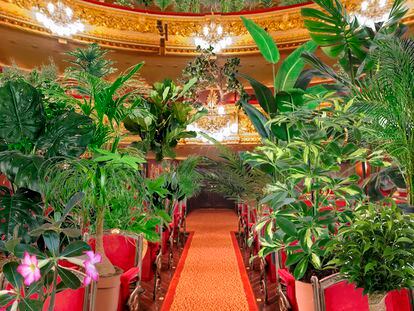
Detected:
[{"left": 95, "top": 212, "right": 116, "bottom": 276}]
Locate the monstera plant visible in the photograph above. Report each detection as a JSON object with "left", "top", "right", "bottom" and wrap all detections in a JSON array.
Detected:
[
  {"left": 0, "top": 80, "right": 94, "bottom": 243},
  {"left": 124, "top": 79, "right": 207, "bottom": 161}
]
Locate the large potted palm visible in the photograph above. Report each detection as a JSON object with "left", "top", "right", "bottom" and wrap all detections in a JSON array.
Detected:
[
  {"left": 328, "top": 200, "right": 414, "bottom": 311},
  {"left": 353, "top": 36, "right": 414, "bottom": 208}
]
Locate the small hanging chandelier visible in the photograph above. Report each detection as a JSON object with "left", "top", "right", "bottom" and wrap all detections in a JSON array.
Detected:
[
  {"left": 194, "top": 20, "right": 232, "bottom": 53},
  {"left": 33, "top": 2, "right": 85, "bottom": 37},
  {"left": 354, "top": 0, "right": 390, "bottom": 29}
]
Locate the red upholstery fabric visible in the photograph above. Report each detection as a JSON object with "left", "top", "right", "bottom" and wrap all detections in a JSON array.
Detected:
[
  {"left": 385, "top": 289, "right": 411, "bottom": 311},
  {"left": 278, "top": 268, "right": 298, "bottom": 311},
  {"left": 88, "top": 234, "right": 139, "bottom": 311},
  {"left": 325, "top": 281, "right": 368, "bottom": 311},
  {"left": 43, "top": 288, "right": 85, "bottom": 311},
  {"left": 89, "top": 234, "right": 136, "bottom": 272},
  {"left": 141, "top": 241, "right": 160, "bottom": 282}
]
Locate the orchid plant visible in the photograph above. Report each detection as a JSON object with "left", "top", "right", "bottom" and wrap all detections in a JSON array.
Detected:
[{"left": 0, "top": 193, "right": 101, "bottom": 311}]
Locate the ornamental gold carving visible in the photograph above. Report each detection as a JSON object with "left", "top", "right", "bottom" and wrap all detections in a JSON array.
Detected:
[{"left": 1, "top": 0, "right": 414, "bottom": 54}]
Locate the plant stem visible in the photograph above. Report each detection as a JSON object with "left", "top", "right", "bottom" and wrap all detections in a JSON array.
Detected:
[{"left": 48, "top": 265, "right": 58, "bottom": 311}]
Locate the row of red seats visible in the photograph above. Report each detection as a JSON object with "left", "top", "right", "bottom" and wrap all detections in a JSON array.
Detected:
[{"left": 236, "top": 200, "right": 413, "bottom": 311}]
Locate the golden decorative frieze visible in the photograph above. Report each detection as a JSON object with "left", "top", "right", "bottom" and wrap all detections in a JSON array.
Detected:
[{"left": 1, "top": 0, "right": 414, "bottom": 55}]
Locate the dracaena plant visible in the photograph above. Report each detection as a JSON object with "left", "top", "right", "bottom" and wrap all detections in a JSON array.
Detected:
[
  {"left": 239, "top": 17, "right": 321, "bottom": 142},
  {"left": 0, "top": 193, "right": 100, "bottom": 311},
  {"left": 124, "top": 79, "right": 207, "bottom": 161},
  {"left": 243, "top": 104, "right": 390, "bottom": 281},
  {"left": 327, "top": 199, "right": 414, "bottom": 295}
]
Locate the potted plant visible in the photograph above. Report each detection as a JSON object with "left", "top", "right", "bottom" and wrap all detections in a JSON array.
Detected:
[
  {"left": 327, "top": 200, "right": 414, "bottom": 311},
  {"left": 124, "top": 78, "right": 207, "bottom": 162},
  {"left": 244, "top": 104, "right": 389, "bottom": 311},
  {"left": 0, "top": 193, "right": 99, "bottom": 311}
]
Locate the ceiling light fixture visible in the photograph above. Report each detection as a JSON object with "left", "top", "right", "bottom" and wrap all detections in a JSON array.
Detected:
[
  {"left": 194, "top": 20, "right": 232, "bottom": 53},
  {"left": 353, "top": 0, "right": 390, "bottom": 29},
  {"left": 33, "top": 2, "right": 85, "bottom": 37}
]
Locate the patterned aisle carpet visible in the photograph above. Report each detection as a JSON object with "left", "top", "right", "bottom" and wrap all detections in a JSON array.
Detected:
[{"left": 162, "top": 209, "right": 257, "bottom": 311}]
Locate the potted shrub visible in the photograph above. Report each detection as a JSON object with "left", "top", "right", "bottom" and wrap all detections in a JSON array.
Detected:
[
  {"left": 0, "top": 193, "right": 99, "bottom": 311},
  {"left": 244, "top": 104, "right": 389, "bottom": 311},
  {"left": 328, "top": 200, "right": 414, "bottom": 311},
  {"left": 42, "top": 149, "right": 146, "bottom": 311}
]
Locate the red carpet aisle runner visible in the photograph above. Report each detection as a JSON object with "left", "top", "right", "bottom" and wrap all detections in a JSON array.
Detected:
[{"left": 162, "top": 209, "right": 257, "bottom": 311}]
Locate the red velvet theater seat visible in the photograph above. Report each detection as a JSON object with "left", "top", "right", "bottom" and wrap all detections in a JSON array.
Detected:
[{"left": 89, "top": 233, "right": 140, "bottom": 311}]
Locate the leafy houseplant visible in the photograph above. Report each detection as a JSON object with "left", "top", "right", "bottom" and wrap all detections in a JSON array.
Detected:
[
  {"left": 239, "top": 17, "right": 319, "bottom": 142},
  {"left": 244, "top": 104, "right": 385, "bottom": 279},
  {"left": 124, "top": 79, "right": 207, "bottom": 161},
  {"left": 0, "top": 193, "right": 98, "bottom": 311},
  {"left": 328, "top": 200, "right": 414, "bottom": 310},
  {"left": 41, "top": 150, "right": 146, "bottom": 276},
  {"left": 353, "top": 37, "right": 414, "bottom": 207}
]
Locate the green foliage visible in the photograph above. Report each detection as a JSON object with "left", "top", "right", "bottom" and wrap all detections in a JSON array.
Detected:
[
  {"left": 65, "top": 43, "right": 116, "bottom": 78},
  {"left": 0, "top": 187, "right": 42, "bottom": 243},
  {"left": 182, "top": 47, "right": 244, "bottom": 101},
  {"left": 328, "top": 200, "right": 414, "bottom": 294},
  {"left": 353, "top": 37, "right": 414, "bottom": 205},
  {"left": 154, "top": 0, "right": 173, "bottom": 10},
  {"left": 0, "top": 193, "right": 92, "bottom": 311},
  {"left": 241, "top": 17, "right": 280, "bottom": 64},
  {"left": 0, "top": 81, "right": 45, "bottom": 151},
  {"left": 246, "top": 104, "right": 389, "bottom": 281},
  {"left": 301, "top": 0, "right": 407, "bottom": 86},
  {"left": 124, "top": 79, "right": 207, "bottom": 161},
  {"left": 237, "top": 19, "right": 319, "bottom": 142},
  {"left": 203, "top": 140, "right": 270, "bottom": 203}
]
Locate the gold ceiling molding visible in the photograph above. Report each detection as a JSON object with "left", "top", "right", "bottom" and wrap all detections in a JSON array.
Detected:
[{"left": 1, "top": 0, "right": 414, "bottom": 55}]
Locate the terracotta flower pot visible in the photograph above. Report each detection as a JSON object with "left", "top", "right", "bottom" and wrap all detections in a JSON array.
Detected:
[
  {"left": 295, "top": 279, "right": 315, "bottom": 311},
  {"left": 94, "top": 267, "right": 123, "bottom": 311},
  {"left": 368, "top": 293, "right": 386, "bottom": 311}
]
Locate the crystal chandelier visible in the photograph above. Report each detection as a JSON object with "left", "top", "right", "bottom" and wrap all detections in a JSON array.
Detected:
[
  {"left": 354, "top": 0, "right": 390, "bottom": 29},
  {"left": 194, "top": 21, "right": 232, "bottom": 53},
  {"left": 33, "top": 2, "right": 85, "bottom": 37}
]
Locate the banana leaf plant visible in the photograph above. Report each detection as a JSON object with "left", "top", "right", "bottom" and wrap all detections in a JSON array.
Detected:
[
  {"left": 243, "top": 104, "right": 390, "bottom": 281},
  {"left": 239, "top": 17, "right": 319, "bottom": 142},
  {"left": 124, "top": 79, "right": 207, "bottom": 161}
]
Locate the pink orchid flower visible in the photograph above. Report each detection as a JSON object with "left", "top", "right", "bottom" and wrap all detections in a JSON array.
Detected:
[
  {"left": 17, "top": 252, "right": 41, "bottom": 286},
  {"left": 83, "top": 251, "right": 101, "bottom": 285}
]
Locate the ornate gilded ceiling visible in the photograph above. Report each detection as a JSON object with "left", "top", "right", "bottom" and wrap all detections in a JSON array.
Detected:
[{"left": 2, "top": 0, "right": 413, "bottom": 55}]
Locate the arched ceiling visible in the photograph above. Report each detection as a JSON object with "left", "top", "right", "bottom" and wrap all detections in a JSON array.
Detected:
[{"left": 2, "top": 0, "right": 413, "bottom": 85}]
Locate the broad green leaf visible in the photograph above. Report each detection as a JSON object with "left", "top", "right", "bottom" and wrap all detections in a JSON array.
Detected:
[
  {"left": 0, "top": 81, "right": 45, "bottom": 144},
  {"left": 3, "top": 262, "right": 23, "bottom": 288},
  {"left": 35, "top": 111, "right": 94, "bottom": 158},
  {"left": 241, "top": 17, "right": 280, "bottom": 64},
  {"left": 276, "top": 216, "right": 297, "bottom": 237},
  {"left": 61, "top": 241, "right": 90, "bottom": 257},
  {"left": 43, "top": 231, "right": 60, "bottom": 255},
  {"left": 293, "top": 256, "right": 309, "bottom": 280},
  {"left": 274, "top": 41, "right": 318, "bottom": 92},
  {"left": 57, "top": 266, "right": 81, "bottom": 289},
  {"left": 239, "top": 98, "right": 271, "bottom": 140},
  {"left": 239, "top": 73, "right": 276, "bottom": 115}
]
